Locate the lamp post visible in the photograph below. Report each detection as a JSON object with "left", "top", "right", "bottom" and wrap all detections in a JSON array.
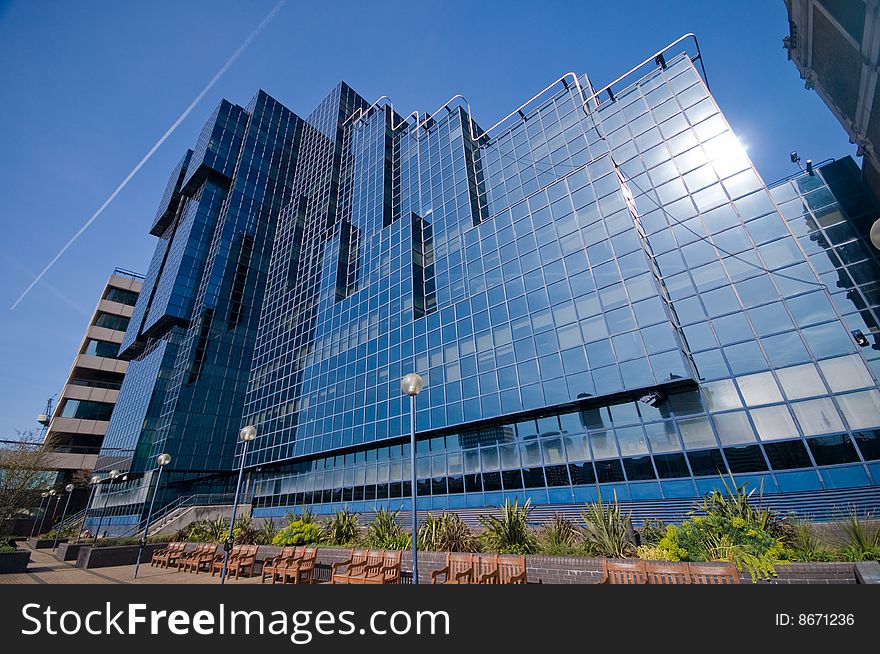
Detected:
[
  {"left": 82, "top": 475, "right": 100, "bottom": 541},
  {"left": 52, "top": 483, "right": 75, "bottom": 550},
  {"left": 30, "top": 491, "right": 49, "bottom": 538},
  {"left": 401, "top": 373, "right": 424, "bottom": 584},
  {"left": 93, "top": 470, "right": 120, "bottom": 544},
  {"left": 38, "top": 490, "right": 57, "bottom": 537},
  {"left": 134, "top": 453, "right": 171, "bottom": 579},
  {"left": 220, "top": 425, "right": 257, "bottom": 585}
]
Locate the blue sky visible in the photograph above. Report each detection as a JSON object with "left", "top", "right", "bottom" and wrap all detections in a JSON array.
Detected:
[{"left": 0, "top": 0, "right": 856, "bottom": 438}]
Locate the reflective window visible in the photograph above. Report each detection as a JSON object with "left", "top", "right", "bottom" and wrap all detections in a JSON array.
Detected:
[
  {"left": 791, "top": 398, "right": 845, "bottom": 436},
  {"left": 750, "top": 405, "right": 799, "bottom": 441}
]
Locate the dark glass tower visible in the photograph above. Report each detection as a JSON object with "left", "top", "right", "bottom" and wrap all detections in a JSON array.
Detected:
[
  {"left": 93, "top": 38, "right": 880, "bottom": 534},
  {"left": 90, "top": 91, "right": 303, "bottom": 534}
]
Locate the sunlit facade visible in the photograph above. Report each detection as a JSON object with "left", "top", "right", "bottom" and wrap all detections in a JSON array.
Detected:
[{"left": 92, "top": 38, "right": 880, "bottom": 534}]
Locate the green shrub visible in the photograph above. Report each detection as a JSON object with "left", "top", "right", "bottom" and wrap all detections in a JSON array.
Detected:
[
  {"left": 184, "top": 516, "right": 230, "bottom": 543},
  {"left": 638, "top": 519, "right": 668, "bottom": 546},
  {"left": 663, "top": 478, "right": 789, "bottom": 581},
  {"left": 0, "top": 538, "right": 16, "bottom": 553},
  {"left": 418, "top": 512, "right": 479, "bottom": 552},
  {"left": 838, "top": 509, "right": 880, "bottom": 561},
  {"left": 536, "top": 513, "right": 584, "bottom": 556},
  {"left": 322, "top": 510, "right": 361, "bottom": 546},
  {"left": 256, "top": 519, "right": 277, "bottom": 545},
  {"left": 581, "top": 493, "right": 635, "bottom": 558},
  {"left": 272, "top": 520, "right": 322, "bottom": 546},
  {"left": 478, "top": 498, "right": 537, "bottom": 555},
  {"left": 786, "top": 520, "right": 834, "bottom": 562},
  {"left": 365, "top": 508, "right": 410, "bottom": 550}
]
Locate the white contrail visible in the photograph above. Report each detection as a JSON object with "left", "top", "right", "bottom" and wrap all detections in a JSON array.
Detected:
[{"left": 10, "top": 0, "right": 287, "bottom": 311}]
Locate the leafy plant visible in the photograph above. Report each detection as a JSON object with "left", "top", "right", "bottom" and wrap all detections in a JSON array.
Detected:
[
  {"left": 786, "top": 520, "right": 834, "bottom": 562},
  {"left": 286, "top": 505, "right": 315, "bottom": 525},
  {"left": 365, "top": 508, "right": 410, "bottom": 550},
  {"left": 580, "top": 493, "right": 635, "bottom": 558},
  {"left": 418, "top": 512, "right": 479, "bottom": 552},
  {"left": 537, "top": 513, "right": 583, "bottom": 556},
  {"left": 638, "top": 519, "right": 668, "bottom": 546},
  {"left": 663, "top": 476, "right": 790, "bottom": 581},
  {"left": 184, "top": 516, "right": 230, "bottom": 542},
  {"left": 272, "top": 520, "right": 322, "bottom": 546},
  {"left": 230, "top": 515, "right": 259, "bottom": 544},
  {"left": 255, "top": 518, "right": 277, "bottom": 545},
  {"left": 838, "top": 509, "right": 880, "bottom": 561},
  {"left": 322, "top": 510, "right": 361, "bottom": 546},
  {"left": 478, "top": 498, "right": 537, "bottom": 555}
]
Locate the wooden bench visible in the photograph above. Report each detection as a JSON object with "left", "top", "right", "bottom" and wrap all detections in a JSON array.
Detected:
[
  {"left": 687, "top": 562, "right": 740, "bottom": 584},
  {"left": 601, "top": 560, "right": 740, "bottom": 584},
  {"left": 225, "top": 545, "right": 259, "bottom": 580},
  {"left": 182, "top": 544, "right": 221, "bottom": 574},
  {"left": 261, "top": 546, "right": 299, "bottom": 584},
  {"left": 211, "top": 544, "right": 245, "bottom": 576},
  {"left": 151, "top": 542, "right": 186, "bottom": 569},
  {"left": 330, "top": 549, "right": 371, "bottom": 584},
  {"left": 478, "top": 554, "right": 527, "bottom": 584},
  {"left": 176, "top": 544, "right": 209, "bottom": 573},
  {"left": 431, "top": 552, "right": 475, "bottom": 584},
  {"left": 356, "top": 550, "right": 402, "bottom": 585},
  {"left": 281, "top": 547, "right": 318, "bottom": 585},
  {"left": 599, "top": 560, "right": 648, "bottom": 584}
]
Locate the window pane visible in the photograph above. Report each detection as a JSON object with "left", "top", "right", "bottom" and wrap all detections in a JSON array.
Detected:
[
  {"left": 791, "top": 398, "right": 845, "bottom": 436},
  {"left": 736, "top": 372, "right": 783, "bottom": 406},
  {"left": 818, "top": 355, "right": 875, "bottom": 393},
  {"left": 750, "top": 405, "right": 799, "bottom": 441},
  {"left": 763, "top": 441, "right": 812, "bottom": 470},
  {"left": 713, "top": 411, "right": 757, "bottom": 445},
  {"left": 807, "top": 434, "right": 860, "bottom": 466},
  {"left": 645, "top": 422, "right": 681, "bottom": 453},
  {"left": 702, "top": 379, "right": 742, "bottom": 411},
  {"left": 589, "top": 431, "right": 619, "bottom": 459},
  {"left": 776, "top": 363, "right": 826, "bottom": 399},
  {"left": 678, "top": 417, "right": 716, "bottom": 449},
  {"left": 837, "top": 390, "right": 880, "bottom": 430}
]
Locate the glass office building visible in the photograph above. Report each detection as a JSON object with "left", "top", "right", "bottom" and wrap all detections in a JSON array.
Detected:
[{"left": 93, "top": 37, "right": 880, "bottom": 533}]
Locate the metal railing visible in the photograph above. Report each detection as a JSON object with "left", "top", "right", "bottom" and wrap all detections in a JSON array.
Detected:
[{"left": 113, "top": 492, "right": 242, "bottom": 538}]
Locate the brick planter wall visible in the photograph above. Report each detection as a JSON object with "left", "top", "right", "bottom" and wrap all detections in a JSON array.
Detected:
[
  {"left": 76, "top": 543, "right": 168, "bottom": 569},
  {"left": 0, "top": 550, "right": 31, "bottom": 573},
  {"left": 27, "top": 538, "right": 67, "bottom": 549},
  {"left": 55, "top": 542, "right": 90, "bottom": 562},
  {"left": 216, "top": 545, "right": 871, "bottom": 584}
]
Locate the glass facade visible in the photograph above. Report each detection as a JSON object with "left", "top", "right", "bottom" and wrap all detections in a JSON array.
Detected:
[{"left": 92, "top": 45, "right": 880, "bottom": 534}]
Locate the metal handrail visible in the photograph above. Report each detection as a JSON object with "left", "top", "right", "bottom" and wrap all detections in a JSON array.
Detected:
[{"left": 584, "top": 32, "right": 708, "bottom": 106}]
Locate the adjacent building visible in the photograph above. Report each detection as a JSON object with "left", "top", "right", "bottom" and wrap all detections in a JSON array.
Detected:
[
  {"left": 783, "top": 1, "right": 880, "bottom": 206},
  {"left": 41, "top": 269, "right": 143, "bottom": 512},
  {"left": 91, "top": 35, "right": 880, "bottom": 534}
]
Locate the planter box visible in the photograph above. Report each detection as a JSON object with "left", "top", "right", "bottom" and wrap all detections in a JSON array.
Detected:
[
  {"left": 27, "top": 537, "right": 67, "bottom": 549},
  {"left": 55, "top": 542, "right": 91, "bottom": 562},
  {"left": 76, "top": 543, "right": 167, "bottom": 569},
  {"left": 0, "top": 550, "right": 31, "bottom": 573}
]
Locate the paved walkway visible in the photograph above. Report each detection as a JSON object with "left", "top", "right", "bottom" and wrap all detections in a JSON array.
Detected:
[{"left": 0, "top": 545, "right": 267, "bottom": 585}]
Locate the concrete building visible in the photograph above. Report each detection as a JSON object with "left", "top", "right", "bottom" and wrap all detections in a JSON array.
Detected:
[
  {"left": 41, "top": 269, "right": 143, "bottom": 505},
  {"left": 783, "top": 0, "right": 880, "bottom": 239}
]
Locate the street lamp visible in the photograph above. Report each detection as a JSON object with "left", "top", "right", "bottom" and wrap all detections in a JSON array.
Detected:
[
  {"left": 220, "top": 425, "right": 257, "bottom": 585},
  {"left": 81, "top": 475, "right": 101, "bottom": 542},
  {"left": 134, "top": 453, "right": 171, "bottom": 579},
  {"left": 38, "top": 490, "right": 58, "bottom": 538},
  {"left": 52, "top": 483, "right": 76, "bottom": 550},
  {"left": 93, "top": 470, "right": 120, "bottom": 544},
  {"left": 30, "top": 491, "right": 50, "bottom": 538},
  {"left": 401, "top": 373, "right": 424, "bottom": 584}
]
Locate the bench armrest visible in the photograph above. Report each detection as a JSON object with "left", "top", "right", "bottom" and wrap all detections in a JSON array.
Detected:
[{"left": 431, "top": 566, "right": 450, "bottom": 584}]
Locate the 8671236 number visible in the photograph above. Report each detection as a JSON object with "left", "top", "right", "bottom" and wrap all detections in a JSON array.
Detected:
[{"left": 775, "top": 613, "right": 854, "bottom": 626}]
